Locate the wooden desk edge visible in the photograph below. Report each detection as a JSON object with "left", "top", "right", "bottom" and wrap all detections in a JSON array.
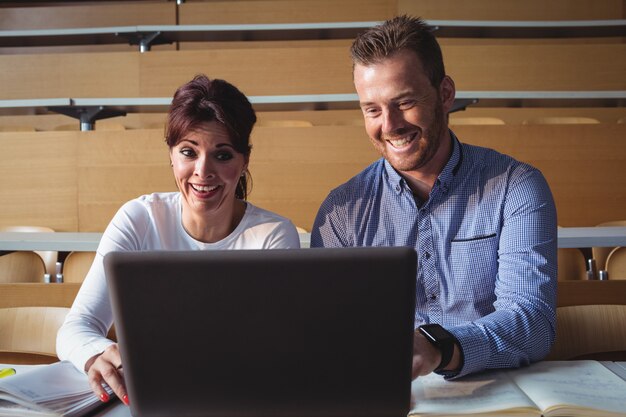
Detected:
[
  {"left": 557, "top": 280, "right": 626, "bottom": 307},
  {"left": 0, "top": 283, "right": 81, "bottom": 308}
]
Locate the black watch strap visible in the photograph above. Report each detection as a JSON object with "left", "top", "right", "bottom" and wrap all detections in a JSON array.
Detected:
[{"left": 418, "top": 324, "right": 455, "bottom": 372}]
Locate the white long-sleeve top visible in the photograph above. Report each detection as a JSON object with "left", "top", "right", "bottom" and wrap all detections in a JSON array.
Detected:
[{"left": 57, "top": 192, "right": 300, "bottom": 372}]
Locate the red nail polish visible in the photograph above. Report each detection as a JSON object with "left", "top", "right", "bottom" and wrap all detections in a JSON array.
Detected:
[
  {"left": 122, "top": 394, "right": 129, "bottom": 405},
  {"left": 100, "top": 393, "right": 109, "bottom": 402}
]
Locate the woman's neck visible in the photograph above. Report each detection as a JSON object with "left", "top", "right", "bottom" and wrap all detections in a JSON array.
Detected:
[{"left": 182, "top": 199, "right": 247, "bottom": 243}]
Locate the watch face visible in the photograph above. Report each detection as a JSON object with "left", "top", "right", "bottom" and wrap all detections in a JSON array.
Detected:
[{"left": 421, "top": 324, "right": 452, "bottom": 341}]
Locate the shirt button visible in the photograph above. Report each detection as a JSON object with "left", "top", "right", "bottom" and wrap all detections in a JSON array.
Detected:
[
  {"left": 395, "top": 184, "right": 401, "bottom": 192},
  {"left": 429, "top": 294, "right": 437, "bottom": 300},
  {"left": 424, "top": 252, "right": 431, "bottom": 259}
]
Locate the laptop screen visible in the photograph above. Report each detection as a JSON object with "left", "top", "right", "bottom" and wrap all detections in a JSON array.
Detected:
[{"left": 105, "top": 247, "right": 416, "bottom": 417}]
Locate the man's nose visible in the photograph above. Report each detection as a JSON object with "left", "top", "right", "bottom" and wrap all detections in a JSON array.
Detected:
[{"left": 382, "top": 108, "right": 403, "bottom": 135}]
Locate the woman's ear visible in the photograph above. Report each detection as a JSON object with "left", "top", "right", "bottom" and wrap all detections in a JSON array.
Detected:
[{"left": 243, "top": 155, "right": 250, "bottom": 173}]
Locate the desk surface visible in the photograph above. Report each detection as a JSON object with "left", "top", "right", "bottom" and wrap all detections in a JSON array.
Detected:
[
  {"left": 89, "top": 361, "right": 626, "bottom": 417},
  {"left": 0, "top": 227, "right": 624, "bottom": 252},
  {"left": 0, "top": 231, "right": 311, "bottom": 251},
  {"left": 2, "top": 20, "right": 625, "bottom": 50},
  {"left": 1, "top": 91, "right": 624, "bottom": 130}
]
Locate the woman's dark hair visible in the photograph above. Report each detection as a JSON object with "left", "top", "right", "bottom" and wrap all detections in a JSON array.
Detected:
[
  {"left": 350, "top": 15, "right": 446, "bottom": 88},
  {"left": 166, "top": 75, "right": 256, "bottom": 200}
]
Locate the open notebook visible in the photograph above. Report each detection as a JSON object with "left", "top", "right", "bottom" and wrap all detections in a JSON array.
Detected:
[{"left": 105, "top": 247, "right": 417, "bottom": 417}]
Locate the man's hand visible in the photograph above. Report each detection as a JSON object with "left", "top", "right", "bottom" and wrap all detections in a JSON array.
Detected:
[
  {"left": 85, "top": 344, "right": 129, "bottom": 406},
  {"left": 412, "top": 331, "right": 442, "bottom": 378},
  {"left": 412, "top": 331, "right": 462, "bottom": 379}
]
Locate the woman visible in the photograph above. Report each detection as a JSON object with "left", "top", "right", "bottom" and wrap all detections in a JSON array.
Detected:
[{"left": 57, "top": 75, "right": 300, "bottom": 405}]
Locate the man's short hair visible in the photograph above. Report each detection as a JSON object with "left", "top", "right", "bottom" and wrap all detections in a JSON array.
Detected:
[{"left": 350, "top": 15, "right": 446, "bottom": 88}]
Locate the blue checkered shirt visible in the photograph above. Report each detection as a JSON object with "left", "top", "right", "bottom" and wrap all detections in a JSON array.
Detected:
[{"left": 311, "top": 133, "right": 557, "bottom": 377}]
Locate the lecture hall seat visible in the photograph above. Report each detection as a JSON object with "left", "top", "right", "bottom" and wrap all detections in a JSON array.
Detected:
[
  {"left": 0, "top": 306, "right": 70, "bottom": 364},
  {"left": 62, "top": 251, "right": 96, "bottom": 283},
  {"left": 557, "top": 248, "right": 587, "bottom": 281},
  {"left": 605, "top": 247, "right": 626, "bottom": 280},
  {"left": 0, "top": 251, "right": 46, "bottom": 283},
  {"left": 0, "top": 226, "right": 58, "bottom": 276},
  {"left": 591, "top": 220, "right": 626, "bottom": 271},
  {"left": 547, "top": 281, "right": 626, "bottom": 361}
]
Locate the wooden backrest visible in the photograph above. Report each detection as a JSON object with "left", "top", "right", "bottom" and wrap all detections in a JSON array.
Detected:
[
  {"left": 606, "top": 247, "right": 626, "bottom": 280},
  {"left": 592, "top": 220, "right": 626, "bottom": 270},
  {"left": 0, "top": 252, "right": 46, "bottom": 283},
  {"left": 557, "top": 248, "right": 587, "bottom": 281},
  {"left": 0, "top": 283, "right": 116, "bottom": 358},
  {"left": 0, "top": 226, "right": 58, "bottom": 276},
  {"left": 63, "top": 251, "right": 96, "bottom": 283},
  {"left": 547, "top": 304, "right": 626, "bottom": 360},
  {"left": 0, "top": 306, "right": 69, "bottom": 364},
  {"left": 548, "top": 280, "right": 626, "bottom": 360}
]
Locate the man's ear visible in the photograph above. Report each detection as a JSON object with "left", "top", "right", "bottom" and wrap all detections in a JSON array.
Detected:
[{"left": 439, "top": 75, "right": 456, "bottom": 113}]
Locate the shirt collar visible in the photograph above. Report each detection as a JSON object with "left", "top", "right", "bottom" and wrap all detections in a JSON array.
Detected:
[
  {"left": 437, "top": 130, "right": 462, "bottom": 191},
  {"left": 383, "top": 158, "right": 406, "bottom": 195},
  {"left": 383, "top": 130, "right": 463, "bottom": 195}
]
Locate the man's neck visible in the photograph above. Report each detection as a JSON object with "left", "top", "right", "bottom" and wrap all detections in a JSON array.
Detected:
[{"left": 400, "top": 131, "right": 453, "bottom": 202}]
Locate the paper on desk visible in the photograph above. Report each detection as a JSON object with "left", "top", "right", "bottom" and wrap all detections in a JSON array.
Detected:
[{"left": 0, "top": 361, "right": 106, "bottom": 417}]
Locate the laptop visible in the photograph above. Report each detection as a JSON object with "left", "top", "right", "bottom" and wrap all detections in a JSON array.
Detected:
[{"left": 104, "top": 247, "right": 417, "bottom": 417}]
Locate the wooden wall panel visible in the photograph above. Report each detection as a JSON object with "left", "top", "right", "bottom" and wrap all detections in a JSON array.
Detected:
[
  {"left": 453, "top": 124, "right": 626, "bottom": 227},
  {"left": 179, "top": 0, "right": 395, "bottom": 24},
  {"left": 0, "top": 131, "right": 78, "bottom": 231},
  {"left": 443, "top": 44, "right": 626, "bottom": 91},
  {"left": 77, "top": 129, "right": 175, "bottom": 232},
  {"left": 1, "top": 125, "right": 624, "bottom": 232},
  {"left": 0, "top": 53, "right": 140, "bottom": 100},
  {"left": 398, "top": 0, "right": 624, "bottom": 20},
  {"left": 0, "top": 2, "right": 175, "bottom": 30},
  {"left": 138, "top": 46, "right": 354, "bottom": 96},
  {"left": 1, "top": 43, "right": 623, "bottom": 99},
  {"left": 247, "top": 126, "right": 380, "bottom": 229}
]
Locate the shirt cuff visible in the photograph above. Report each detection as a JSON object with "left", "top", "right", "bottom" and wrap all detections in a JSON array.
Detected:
[
  {"left": 447, "top": 324, "right": 492, "bottom": 378},
  {"left": 68, "top": 337, "right": 116, "bottom": 374}
]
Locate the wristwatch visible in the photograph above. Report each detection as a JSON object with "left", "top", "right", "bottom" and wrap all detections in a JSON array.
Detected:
[{"left": 418, "top": 324, "right": 456, "bottom": 373}]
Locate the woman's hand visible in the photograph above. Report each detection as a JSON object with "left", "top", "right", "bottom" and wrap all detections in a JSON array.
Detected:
[{"left": 85, "top": 344, "right": 129, "bottom": 406}]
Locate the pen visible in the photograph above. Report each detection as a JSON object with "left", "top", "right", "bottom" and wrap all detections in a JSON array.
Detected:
[{"left": 0, "top": 368, "right": 16, "bottom": 379}]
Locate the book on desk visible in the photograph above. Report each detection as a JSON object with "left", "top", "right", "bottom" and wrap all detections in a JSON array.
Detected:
[
  {"left": 0, "top": 361, "right": 110, "bottom": 417},
  {"left": 410, "top": 360, "right": 626, "bottom": 417}
]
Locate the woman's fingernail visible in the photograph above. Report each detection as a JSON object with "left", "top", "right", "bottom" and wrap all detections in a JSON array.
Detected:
[
  {"left": 122, "top": 394, "right": 129, "bottom": 405},
  {"left": 100, "top": 393, "right": 110, "bottom": 402}
]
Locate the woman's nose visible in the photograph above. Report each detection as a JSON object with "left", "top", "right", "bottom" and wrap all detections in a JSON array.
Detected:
[{"left": 194, "top": 156, "right": 215, "bottom": 179}]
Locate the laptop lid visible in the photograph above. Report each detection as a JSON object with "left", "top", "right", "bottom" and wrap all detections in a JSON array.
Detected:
[{"left": 105, "top": 247, "right": 416, "bottom": 417}]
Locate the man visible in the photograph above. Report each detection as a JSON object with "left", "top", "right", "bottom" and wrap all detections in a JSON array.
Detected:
[{"left": 311, "top": 16, "right": 557, "bottom": 379}]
